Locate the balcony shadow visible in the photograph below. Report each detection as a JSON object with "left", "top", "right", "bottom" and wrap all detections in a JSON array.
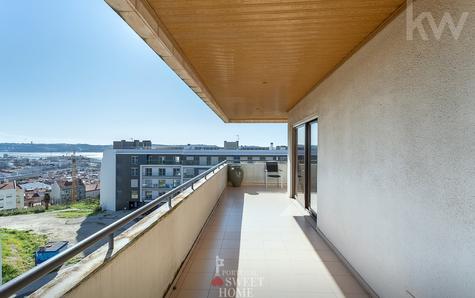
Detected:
[
  {"left": 15, "top": 271, "right": 58, "bottom": 297},
  {"left": 292, "top": 215, "right": 370, "bottom": 297},
  {"left": 171, "top": 187, "right": 246, "bottom": 298},
  {"left": 74, "top": 209, "right": 134, "bottom": 257}
]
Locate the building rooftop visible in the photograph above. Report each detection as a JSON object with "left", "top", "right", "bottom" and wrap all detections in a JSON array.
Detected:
[
  {"left": 107, "top": 148, "right": 288, "bottom": 156},
  {"left": 19, "top": 182, "right": 52, "bottom": 191},
  {"left": 56, "top": 179, "right": 85, "bottom": 189},
  {"left": 85, "top": 183, "right": 100, "bottom": 192},
  {"left": 0, "top": 181, "right": 22, "bottom": 191}
]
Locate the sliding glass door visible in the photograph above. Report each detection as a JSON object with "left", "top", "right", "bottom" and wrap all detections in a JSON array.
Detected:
[
  {"left": 309, "top": 120, "right": 318, "bottom": 215},
  {"left": 295, "top": 125, "right": 306, "bottom": 207},
  {"left": 294, "top": 119, "right": 318, "bottom": 217}
]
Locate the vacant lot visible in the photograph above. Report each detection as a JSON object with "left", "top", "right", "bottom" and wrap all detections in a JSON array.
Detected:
[
  {"left": 0, "top": 208, "right": 132, "bottom": 284},
  {"left": 0, "top": 199, "right": 101, "bottom": 218},
  {"left": 0, "top": 229, "right": 48, "bottom": 282}
]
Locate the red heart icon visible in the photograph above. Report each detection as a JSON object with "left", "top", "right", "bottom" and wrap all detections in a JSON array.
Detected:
[{"left": 211, "top": 276, "right": 224, "bottom": 287}]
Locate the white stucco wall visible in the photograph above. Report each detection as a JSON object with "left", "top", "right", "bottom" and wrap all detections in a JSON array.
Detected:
[
  {"left": 50, "top": 182, "right": 61, "bottom": 205},
  {"left": 0, "top": 188, "right": 17, "bottom": 210},
  {"left": 100, "top": 149, "right": 117, "bottom": 211},
  {"left": 16, "top": 188, "right": 24, "bottom": 209},
  {"left": 288, "top": 0, "right": 475, "bottom": 297}
]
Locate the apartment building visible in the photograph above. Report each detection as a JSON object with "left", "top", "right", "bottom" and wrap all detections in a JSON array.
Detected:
[
  {"left": 100, "top": 145, "right": 287, "bottom": 211},
  {"left": 51, "top": 179, "right": 86, "bottom": 204},
  {"left": 0, "top": 181, "right": 24, "bottom": 210}
]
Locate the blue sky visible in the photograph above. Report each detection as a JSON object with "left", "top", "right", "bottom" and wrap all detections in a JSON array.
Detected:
[{"left": 0, "top": 1, "right": 286, "bottom": 146}]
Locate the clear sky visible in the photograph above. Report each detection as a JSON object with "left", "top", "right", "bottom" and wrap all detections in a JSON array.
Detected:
[{"left": 0, "top": 1, "right": 286, "bottom": 147}]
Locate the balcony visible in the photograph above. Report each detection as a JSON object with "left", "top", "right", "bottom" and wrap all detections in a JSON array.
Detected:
[
  {"left": 17, "top": 163, "right": 367, "bottom": 297},
  {"left": 172, "top": 186, "right": 367, "bottom": 298},
  {"left": 0, "top": 1, "right": 470, "bottom": 296}
]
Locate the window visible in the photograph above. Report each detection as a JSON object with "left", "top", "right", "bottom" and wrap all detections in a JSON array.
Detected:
[
  {"left": 252, "top": 156, "right": 260, "bottom": 161},
  {"left": 145, "top": 191, "right": 153, "bottom": 200},
  {"left": 131, "top": 179, "right": 138, "bottom": 188},
  {"left": 131, "top": 167, "right": 138, "bottom": 176},
  {"left": 211, "top": 156, "right": 219, "bottom": 165},
  {"left": 199, "top": 156, "right": 207, "bottom": 165},
  {"left": 131, "top": 156, "right": 139, "bottom": 165},
  {"left": 158, "top": 168, "right": 166, "bottom": 176},
  {"left": 147, "top": 155, "right": 159, "bottom": 164},
  {"left": 131, "top": 190, "right": 139, "bottom": 200},
  {"left": 159, "top": 180, "right": 166, "bottom": 187},
  {"left": 173, "top": 168, "right": 181, "bottom": 176},
  {"left": 186, "top": 156, "right": 194, "bottom": 161},
  {"left": 173, "top": 179, "right": 181, "bottom": 187},
  {"left": 144, "top": 168, "right": 153, "bottom": 176},
  {"left": 183, "top": 167, "right": 194, "bottom": 178},
  {"left": 143, "top": 179, "right": 152, "bottom": 187}
]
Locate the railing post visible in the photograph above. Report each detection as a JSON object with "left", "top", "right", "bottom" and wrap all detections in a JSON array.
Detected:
[
  {"left": 168, "top": 195, "right": 172, "bottom": 208},
  {"left": 108, "top": 233, "right": 114, "bottom": 251}
]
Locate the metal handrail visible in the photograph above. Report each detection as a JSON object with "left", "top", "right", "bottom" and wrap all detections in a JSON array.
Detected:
[{"left": 0, "top": 160, "right": 228, "bottom": 297}]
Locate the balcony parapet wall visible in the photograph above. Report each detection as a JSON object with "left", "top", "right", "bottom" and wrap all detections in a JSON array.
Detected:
[{"left": 32, "top": 165, "right": 228, "bottom": 298}]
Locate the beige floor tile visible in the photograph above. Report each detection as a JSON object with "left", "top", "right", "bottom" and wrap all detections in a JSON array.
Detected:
[
  {"left": 189, "top": 259, "right": 217, "bottom": 273},
  {"left": 316, "top": 249, "right": 340, "bottom": 262},
  {"left": 331, "top": 275, "right": 367, "bottom": 295},
  {"left": 174, "top": 289, "right": 209, "bottom": 298},
  {"left": 323, "top": 261, "right": 352, "bottom": 276},
  {"left": 181, "top": 272, "right": 214, "bottom": 290},
  {"left": 171, "top": 186, "right": 369, "bottom": 298},
  {"left": 221, "top": 239, "right": 242, "bottom": 249}
]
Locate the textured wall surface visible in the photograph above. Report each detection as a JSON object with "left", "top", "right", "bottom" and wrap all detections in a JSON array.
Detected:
[{"left": 288, "top": 0, "right": 475, "bottom": 296}]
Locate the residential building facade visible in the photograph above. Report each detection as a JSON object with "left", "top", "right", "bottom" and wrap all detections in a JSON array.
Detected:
[
  {"left": 100, "top": 146, "right": 287, "bottom": 211},
  {"left": 0, "top": 181, "right": 24, "bottom": 210},
  {"left": 51, "top": 179, "right": 86, "bottom": 204},
  {"left": 85, "top": 182, "right": 100, "bottom": 199}
]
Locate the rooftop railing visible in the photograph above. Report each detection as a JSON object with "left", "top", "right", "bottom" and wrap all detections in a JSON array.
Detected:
[{"left": 0, "top": 160, "right": 228, "bottom": 297}]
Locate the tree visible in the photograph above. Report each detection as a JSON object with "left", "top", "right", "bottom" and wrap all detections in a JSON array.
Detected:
[{"left": 43, "top": 193, "right": 51, "bottom": 210}]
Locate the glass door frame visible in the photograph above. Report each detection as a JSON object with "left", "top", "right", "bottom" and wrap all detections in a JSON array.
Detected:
[
  {"left": 307, "top": 119, "right": 318, "bottom": 218},
  {"left": 294, "top": 124, "right": 307, "bottom": 209},
  {"left": 293, "top": 117, "right": 318, "bottom": 219}
]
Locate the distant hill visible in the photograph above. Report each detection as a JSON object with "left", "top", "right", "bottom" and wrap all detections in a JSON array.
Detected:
[{"left": 0, "top": 143, "right": 111, "bottom": 153}]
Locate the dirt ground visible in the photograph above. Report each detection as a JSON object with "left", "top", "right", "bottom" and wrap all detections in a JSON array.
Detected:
[
  {"left": 0, "top": 210, "right": 132, "bottom": 248},
  {"left": 0, "top": 209, "right": 135, "bottom": 296}
]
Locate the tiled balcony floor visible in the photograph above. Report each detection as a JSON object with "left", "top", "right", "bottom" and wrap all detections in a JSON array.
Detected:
[{"left": 170, "top": 186, "right": 369, "bottom": 298}]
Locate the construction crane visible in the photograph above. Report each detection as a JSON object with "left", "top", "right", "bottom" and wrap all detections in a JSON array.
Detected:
[{"left": 70, "top": 151, "right": 78, "bottom": 204}]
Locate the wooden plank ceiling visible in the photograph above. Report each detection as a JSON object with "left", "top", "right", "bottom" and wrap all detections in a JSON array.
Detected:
[{"left": 106, "top": 0, "right": 405, "bottom": 122}]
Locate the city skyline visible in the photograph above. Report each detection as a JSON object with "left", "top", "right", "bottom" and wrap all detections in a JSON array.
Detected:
[{"left": 0, "top": 0, "right": 286, "bottom": 147}]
